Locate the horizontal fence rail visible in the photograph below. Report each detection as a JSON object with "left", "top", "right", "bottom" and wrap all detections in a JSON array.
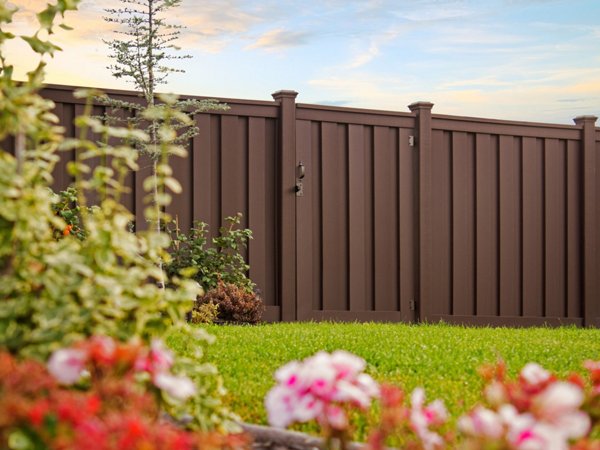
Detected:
[{"left": 17, "top": 84, "right": 600, "bottom": 327}]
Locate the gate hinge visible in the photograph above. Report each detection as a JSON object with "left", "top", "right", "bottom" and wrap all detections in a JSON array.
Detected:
[
  {"left": 408, "top": 135, "right": 416, "bottom": 147},
  {"left": 409, "top": 299, "right": 416, "bottom": 311}
]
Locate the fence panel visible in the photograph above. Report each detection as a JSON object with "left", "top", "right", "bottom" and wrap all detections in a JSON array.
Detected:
[
  {"left": 16, "top": 84, "right": 599, "bottom": 327},
  {"left": 425, "top": 115, "right": 586, "bottom": 326}
]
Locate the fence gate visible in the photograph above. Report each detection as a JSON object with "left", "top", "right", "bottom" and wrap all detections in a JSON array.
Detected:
[{"left": 293, "top": 104, "right": 419, "bottom": 323}]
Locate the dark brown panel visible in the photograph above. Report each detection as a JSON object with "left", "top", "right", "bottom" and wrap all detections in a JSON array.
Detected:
[
  {"left": 53, "top": 102, "right": 74, "bottom": 192},
  {"left": 373, "top": 126, "right": 398, "bottom": 311},
  {"left": 567, "top": 140, "right": 582, "bottom": 318},
  {"left": 399, "top": 128, "right": 417, "bottom": 321},
  {"left": 220, "top": 116, "right": 246, "bottom": 221},
  {"left": 348, "top": 124, "right": 368, "bottom": 312},
  {"left": 321, "top": 122, "right": 348, "bottom": 311},
  {"left": 452, "top": 131, "right": 475, "bottom": 316},
  {"left": 306, "top": 310, "right": 404, "bottom": 322},
  {"left": 193, "top": 114, "right": 212, "bottom": 225},
  {"left": 499, "top": 135, "right": 521, "bottom": 316},
  {"left": 429, "top": 314, "right": 582, "bottom": 327},
  {"left": 297, "top": 107, "right": 415, "bottom": 129},
  {"left": 363, "top": 126, "right": 375, "bottom": 311},
  {"left": 166, "top": 139, "right": 192, "bottom": 232},
  {"left": 248, "top": 117, "right": 269, "bottom": 305},
  {"left": 522, "top": 137, "right": 544, "bottom": 317},
  {"left": 296, "top": 119, "right": 314, "bottom": 318},
  {"left": 431, "top": 130, "right": 452, "bottom": 315},
  {"left": 264, "top": 118, "right": 277, "bottom": 307},
  {"left": 432, "top": 117, "right": 579, "bottom": 140},
  {"left": 311, "top": 122, "right": 323, "bottom": 312},
  {"left": 475, "top": 133, "right": 499, "bottom": 316},
  {"left": 544, "top": 138, "right": 566, "bottom": 317}
]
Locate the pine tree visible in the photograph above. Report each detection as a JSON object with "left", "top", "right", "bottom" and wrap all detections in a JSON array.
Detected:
[{"left": 101, "top": 0, "right": 229, "bottom": 286}]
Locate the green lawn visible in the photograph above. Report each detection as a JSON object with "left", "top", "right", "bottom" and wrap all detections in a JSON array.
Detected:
[{"left": 167, "top": 322, "right": 600, "bottom": 440}]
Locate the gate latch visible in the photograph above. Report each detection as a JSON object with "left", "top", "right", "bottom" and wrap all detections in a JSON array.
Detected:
[{"left": 295, "top": 161, "right": 305, "bottom": 197}]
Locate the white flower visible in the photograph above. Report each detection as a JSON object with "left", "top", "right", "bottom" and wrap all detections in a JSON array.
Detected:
[
  {"left": 410, "top": 388, "right": 447, "bottom": 450},
  {"left": 458, "top": 406, "right": 504, "bottom": 439},
  {"left": 154, "top": 372, "right": 196, "bottom": 401},
  {"left": 47, "top": 348, "right": 87, "bottom": 385},
  {"left": 520, "top": 363, "right": 551, "bottom": 387}
]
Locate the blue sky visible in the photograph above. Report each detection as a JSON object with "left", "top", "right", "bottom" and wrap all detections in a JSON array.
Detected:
[{"left": 6, "top": 0, "right": 600, "bottom": 124}]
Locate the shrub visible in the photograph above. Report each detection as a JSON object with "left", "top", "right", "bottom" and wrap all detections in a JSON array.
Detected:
[
  {"left": 0, "top": 337, "right": 249, "bottom": 450},
  {"left": 0, "top": 0, "right": 231, "bottom": 430},
  {"left": 190, "top": 302, "right": 220, "bottom": 324},
  {"left": 165, "top": 214, "right": 254, "bottom": 293},
  {"left": 195, "top": 281, "right": 264, "bottom": 324}
]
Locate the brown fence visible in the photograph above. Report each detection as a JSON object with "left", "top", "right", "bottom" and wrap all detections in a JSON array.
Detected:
[{"left": 34, "top": 84, "right": 600, "bottom": 327}]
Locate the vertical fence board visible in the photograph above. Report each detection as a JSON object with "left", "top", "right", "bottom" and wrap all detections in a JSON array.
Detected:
[
  {"left": 431, "top": 130, "right": 452, "bottom": 315},
  {"left": 311, "top": 122, "right": 323, "bottom": 312},
  {"left": 522, "top": 137, "right": 544, "bottom": 317},
  {"left": 364, "top": 126, "right": 375, "bottom": 311},
  {"left": 321, "top": 122, "right": 348, "bottom": 311},
  {"left": 193, "top": 114, "right": 212, "bottom": 226},
  {"left": 567, "top": 140, "right": 582, "bottom": 318},
  {"left": 167, "top": 139, "right": 193, "bottom": 232},
  {"left": 296, "top": 119, "right": 314, "bottom": 317},
  {"left": 452, "top": 131, "right": 475, "bottom": 316},
  {"left": 544, "top": 138, "right": 566, "bottom": 317},
  {"left": 399, "top": 128, "right": 416, "bottom": 321},
  {"left": 499, "top": 135, "right": 521, "bottom": 316},
  {"left": 476, "top": 133, "right": 499, "bottom": 316},
  {"left": 373, "top": 126, "right": 398, "bottom": 311},
  {"left": 348, "top": 124, "right": 368, "bottom": 312},
  {"left": 248, "top": 117, "right": 268, "bottom": 304},
  {"left": 221, "top": 115, "right": 246, "bottom": 220}
]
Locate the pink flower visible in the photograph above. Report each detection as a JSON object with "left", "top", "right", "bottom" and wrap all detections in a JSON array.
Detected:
[
  {"left": 135, "top": 339, "right": 174, "bottom": 374},
  {"left": 533, "top": 382, "right": 590, "bottom": 440},
  {"left": 154, "top": 372, "right": 196, "bottom": 401},
  {"left": 409, "top": 388, "right": 447, "bottom": 450},
  {"left": 520, "top": 363, "right": 551, "bottom": 387},
  {"left": 458, "top": 406, "right": 504, "bottom": 439},
  {"left": 47, "top": 348, "right": 88, "bottom": 385},
  {"left": 265, "top": 351, "right": 378, "bottom": 430}
]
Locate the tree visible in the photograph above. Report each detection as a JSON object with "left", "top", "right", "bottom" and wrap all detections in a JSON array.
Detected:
[{"left": 101, "top": 0, "right": 228, "bottom": 283}]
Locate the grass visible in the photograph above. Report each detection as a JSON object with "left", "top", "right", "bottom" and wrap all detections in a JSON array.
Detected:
[{"left": 167, "top": 322, "right": 600, "bottom": 440}]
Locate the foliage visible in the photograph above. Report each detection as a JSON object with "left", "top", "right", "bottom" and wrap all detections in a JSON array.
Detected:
[
  {"left": 165, "top": 214, "right": 255, "bottom": 293},
  {"left": 195, "top": 281, "right": 264, "bottom": 325},
  {"left": 100, "top": 0, "right": 228, "bottom": 159},
  {"left": 50, "top": 186, "right": 93, "bottom": 240},
  {"left": 0, "top": 0, "right": 231, "bottom": 430},
  {"left": 0, "top": 337, "right": 249, "bottom": 450},
  {"left": 179, "top": 323, "right": 600, "bottom": 439},
  {"left": 267, "top": 350, "right": 600, "bottom": 450},
  {"left": 190, "top": 302, "right": 220, "bottom": 325}
]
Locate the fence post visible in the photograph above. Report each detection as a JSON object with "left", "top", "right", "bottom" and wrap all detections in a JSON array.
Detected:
[
  {"left": 409, "top": 101, "right": 434, "bottom": 323},
  {"left": 574, "top": 114, "right": 599, "bottom": 327},
  {"left": 272, "top": 90, "right": 298, "bottom": 322}
]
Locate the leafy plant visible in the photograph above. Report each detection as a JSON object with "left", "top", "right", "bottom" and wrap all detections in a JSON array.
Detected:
[
  {"left": 190, "top": 302, "right": 220, "bottom": 325},
  {"left": 195, "top": 281, "right": 264, "bottom": 325},
  {"left": 0, "top": 0, "right": 231, "bottom": 430},
  {"left": 0, "top": 337, "right": 249, "bottom": 450},
  {"left": 100, "top": 0, "right": 229, "bottom": 285},
  {"left": 165, "top": 214, "right": 255, "bottom": 293},
  {"left": 50, "top": 186, "right": 94, "bottom": 240}
]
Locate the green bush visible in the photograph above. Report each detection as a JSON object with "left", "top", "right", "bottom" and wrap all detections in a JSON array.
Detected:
[
  {"left": 165, "top": 214, "right": 254, "bottom": 293},
  {"left": 0, "top": 0, "right": 232, "bottom": 431},
  {"left": 194, "top": 281, "right": 264, "bottom": 324},
  {"left": 190, "top": 301, "right": 220, "bottom": 324}
]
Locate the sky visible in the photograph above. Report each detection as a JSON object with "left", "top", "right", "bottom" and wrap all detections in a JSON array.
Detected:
[{"left": 4, "top": 0, "right": 600, "bottom": 124}]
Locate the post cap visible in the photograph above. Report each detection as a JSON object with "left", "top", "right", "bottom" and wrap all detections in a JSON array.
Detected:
[
  {"left": 408, "top": 101, "right": 434, "bottom": 112},
  {"left": 272, "top": 90, "right": 299, "bottom": 101},
  {"left": 573, "top": 115, "right": 598, "bottom": 125}
]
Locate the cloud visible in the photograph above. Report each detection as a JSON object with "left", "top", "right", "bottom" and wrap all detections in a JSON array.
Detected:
[{"left": 247, "top": 28, "right": 311, "bottom": 51}]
